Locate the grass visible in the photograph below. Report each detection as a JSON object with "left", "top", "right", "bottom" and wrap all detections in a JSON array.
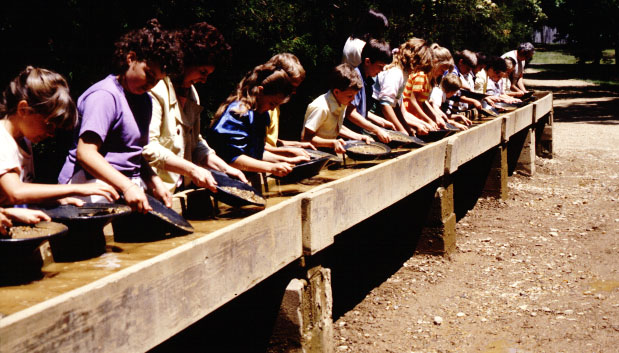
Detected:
[{"left": 528, "top": 47, "right": 618, "bottom": 87}]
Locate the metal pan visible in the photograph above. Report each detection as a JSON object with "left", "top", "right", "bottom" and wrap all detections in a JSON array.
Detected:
[
  {"left": 210, "top": 170, "right": 266, "bottom": 207},
  {"left": 305, "top": 148, "right": 344, "bottom": 164},
  {"left": 418, "top": 129, "right": 455, "bottom": 143},
  {"left": 0, "top": 221, "right": 67, "bottom": 260},
  {"left": 444, "top": 122, "right": 461, "bottom": 131},
  {"left": 364, "top": 129, "right": 428, "bottom": 148},
  {"left": 38, "top": 203, "right": 131, "bottom": 228},
  {"left": 460, "top": 90, "right": 490, "bottom": 101},
  {"left": 275, "top": 156, "right": 330, "bottom": 183},
  {"left": 113, "top": 195, "right": 194, "bottom": 242},
  {"left": 344, "top": 141, "right": 392, "bottom": 161}
]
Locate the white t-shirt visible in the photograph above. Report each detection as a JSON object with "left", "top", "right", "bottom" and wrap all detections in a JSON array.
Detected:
[
  {"left": 429, "top": 86, "right": 446, "bottom": 108},
  {"left": 303, "top": 90, "right": 347, "bottom": 139},
  {"left": 373, "top": 66, "right": 408, "bottom": 107},
  {"left": 342, "top": 37, "right": 366, "bottom": 67},
  {"left": 501, "top": 50, "right": 525, "bottom": 79},
  {"left": 0, "top": 121, "right": 34, "bottom": 203}
]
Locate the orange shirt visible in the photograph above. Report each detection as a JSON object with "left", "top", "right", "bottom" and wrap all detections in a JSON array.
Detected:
[{"left": 403, "top": 71, "right": 431, "bottom": 104}]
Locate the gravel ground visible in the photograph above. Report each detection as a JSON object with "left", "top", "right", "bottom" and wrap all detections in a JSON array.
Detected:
[{"left": 333, "top": 75, "right": 619, "bottom": 352}]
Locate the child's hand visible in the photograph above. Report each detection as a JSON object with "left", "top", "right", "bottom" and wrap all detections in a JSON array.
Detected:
[
  {"left": 0, "top": 210, "right": 12, "bottom": 236},
  {"left": 190, "top": 167, "right": 218, "bottom": 193},
  {"left": 225, "top": 167, "right": 249, "bottom": 184},
  {"left": 149, "top": 177, "right": 173, "bottom": 208},
  {"left": 332, "top": 139, "right": 347, "bottom": 154},
  {"left": 73, "top": 183, "right": 119, "bottom": 202},
  {"left": 452, "top": 114, "right": 472, "bottom": 126},
  {"left": 285, "top": 141, "right": 317, "bottom": 150},
  {"left": 361, "top": 135, "right": 375, "bottom": 144},
  {"left": 281, "top": 146, "right": 312, "bottom": 159},
  {"left": 270, "top": 162, "right": 293, "bottom": 177},
  {"left": 287, "top": 155, "right": 311, "bottom": 165},
  {"left": 375, "top": 129, "right": 392, "bottom": 144},
  {"left": 122, "top": 184, "right": 152, "bottom": 213},
  {"left": 58, "top": 197, "right": 85, "bottom": 206},
  {"left": 3, "top": 208, "right": 51, "bottom": 224}
]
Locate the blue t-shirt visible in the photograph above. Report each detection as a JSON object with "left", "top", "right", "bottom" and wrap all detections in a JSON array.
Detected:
[
  {"left": 207, "top": 101, "right": 269, "bottom": 163},
  {"left": 58, "top": 75, "right": 152, "bottom": 183},
  {"left": 345, "top": 67, "right": 374, "bottom": 133}
]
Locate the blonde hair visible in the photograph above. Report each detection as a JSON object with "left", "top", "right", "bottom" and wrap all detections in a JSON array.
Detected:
[
  {"left": 267, "top": 53, "right": 306, "bottom": 85},
  {"left": 212, "top": 62, "right": 293, "bottom": 123},
  {"left": 429, "top": 44, "right": 454, "bottom": 85},
  {"left": 0, "top": 66, "right": 77, "bottom": 130},
  {"left": 385, "top": 37, "right": 431, "bottom": 73}
]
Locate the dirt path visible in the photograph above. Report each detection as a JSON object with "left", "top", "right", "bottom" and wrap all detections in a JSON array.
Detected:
[{"left": 333, "top": 71, "right": 619, "bottom": 352}]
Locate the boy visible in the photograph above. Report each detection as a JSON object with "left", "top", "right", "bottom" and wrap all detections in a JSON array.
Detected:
[
  {"left": 302, "top": 64, "right": 373, "bottom": 154},
  {"left": 344, "top": 39, "right": 395, "bottom": 144},
  {"left": 428, "top": 74, "right": 470, "bottom": 129}
]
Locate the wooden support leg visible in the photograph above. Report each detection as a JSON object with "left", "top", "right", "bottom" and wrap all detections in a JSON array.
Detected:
[
  {"left": 482, "top": 145, "right": 508, "bottom": 200},
  {"left": 417, "top": 178, "right": 457, "bottom": 255},
  {"left": 536, "top": 112, "right": 554, "bottom": 159},
  {"left": 515, "top": 128, "right": 536, "bottom": 176},
  {"left": 269, "top": 266, "right": 334, "bottom": 353}
]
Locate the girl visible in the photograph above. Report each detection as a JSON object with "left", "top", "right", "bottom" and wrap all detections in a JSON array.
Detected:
[
  {"left": 0, "top": 67, "right": 118, "bottom": 207},
  {"left": 372, "top": 38, "right": 433, "bottom": 136},
  {"left": 264, "top": 53, "right": 314, "bottom": 159},
  {"left": 143, "top": 22, "right": 247, "bottom": 195},
  {"left": 403, "top": 43, "right": 454, "bottom": 131},
  {"left": 58, "top": 19, "right": 180, "bottom": 213},
  {"left": 207, "top": 62, "right": 298, "bottom": 177}
]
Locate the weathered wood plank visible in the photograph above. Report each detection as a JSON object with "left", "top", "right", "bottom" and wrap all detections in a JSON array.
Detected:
[
  {"left": 505, "top": 104, "right": 535, "bottom": 138},
  {"left": 301, "top": 142, "right": 448, "bottom": 246},
  {"left": 533, "top": 92, "right": 553, "bottom": 121},
  {"left": 445, "top": 118, "right": 503, "bottom": 174},
  {"left": 0, "top": 198, "right": 303, "bottom": 353}
]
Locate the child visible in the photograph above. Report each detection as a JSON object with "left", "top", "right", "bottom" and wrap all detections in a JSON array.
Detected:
[
  {"left": 402, "top": 43, "right": 453, "bottom": 131},
  {"left": 143, "top": 22, "right": 247, "bottom": 195},
  {"left": 264, "top": 53, "right": 315, "bottom": 158},
  {"left": 342, "top": 9, "right": 389, "bottom": 67},
  {"left": 475, "top": 56, "right": 520, "bottom": 105},
  {"left": 344, "top": 38, "right": 395, "bottom": 144},
  {"left": 58, "top": 19, "right": 179, "bottom": 213},
  {"left": 302, "top": 63, "right": 373, "bottom": 154},
  {"left": 372, "top": 38, "right": 433, "bottom": 136},
  {"left": 207, "top": 62, "right": 299, "bottom": 177},
  {"left": 0, "top": 66, "right": 118, "bottom": 207},
  {"left": 428, "top": 74, "right": 470, "bottom": 129},
  {"left": 444, "top": 50, "right": 483, "bottom": 112},
  {"left": 501, "top": 42, "right": 535, "bottom": 93}
]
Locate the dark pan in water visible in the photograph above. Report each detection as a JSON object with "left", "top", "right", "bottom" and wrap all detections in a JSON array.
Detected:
[
  {"left": 418, "top": 129, "right": 454, "bottom": 143},
  {"left": 344, "top": 141, "right": 391, "bottom": 161},
  {"left": 444, "top": 122, "right": 461, "bottom": 131},
  {"left": 210, "top": 170, "right": 266, "bottom": 207},
  {"left": 364, "top": 129, "right": 427, "bottom": 148},
  {"left": 305, "top": 149, "right": 343, "bottom": 164},
  {"left": 113, "top": 195, "right": 194, "bottom": 242},
  {"left": 276, "top": 156, "right": 330, "bottom": 183},
  {"left": 0, "top": 221, "right": 68, "bottom": 259}
]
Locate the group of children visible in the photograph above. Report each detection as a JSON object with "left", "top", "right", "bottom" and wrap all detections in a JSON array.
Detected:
[{"left": 0, "top": 15, "right": 534, "bottom": 232}]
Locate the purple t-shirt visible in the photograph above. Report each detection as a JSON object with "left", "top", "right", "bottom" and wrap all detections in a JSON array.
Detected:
[{"left": 58, "top": 75, "right": 152, "bottom": 183}]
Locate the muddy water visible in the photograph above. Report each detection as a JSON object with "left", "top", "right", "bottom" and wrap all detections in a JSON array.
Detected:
[{"left": 0, "top": 156, "right": 389, "bottom": 317}]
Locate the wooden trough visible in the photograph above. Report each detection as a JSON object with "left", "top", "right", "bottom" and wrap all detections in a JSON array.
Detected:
[{"left": 0, "top": 92, "right": 553, "bottom": 353}]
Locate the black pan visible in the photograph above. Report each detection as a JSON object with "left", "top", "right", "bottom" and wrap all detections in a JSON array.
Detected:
[
  {"left": 276, "top": 156, "right": 330, "bottom": 183},
  {"left": 521, "top": 91, "right": 535, "bottom": 100},
  {"left": 460, "top": 90, "right": 490, "bottom": 101},
  {"left": 444, "top": 122, "right": 461, "bottom": 131},
  {"left": 418, "top": 129, "right": 455, "bottom": 143},
  {"left": 305, "top": 148, "right": 343, "bottom": 164},
  {"left": 344, "top": 141, "right": 392, "bottom": 161},
  {"left": 39, "top": 203, "right": 132, "bottom": 229},
  {"left": 210, "top": 170, "right": 266, "bottom": 207},
  {"left": 113, "top": 195, "right": 194, "bottom": 242},
  {"left": 364, "top": 129, "right": 428, "bottom": 148},
  {"left": 0, "top": 221, "right": 68, "bottom": 260},
  {"left": 479, "top": 106, "right": 499, "bottom": 117}
]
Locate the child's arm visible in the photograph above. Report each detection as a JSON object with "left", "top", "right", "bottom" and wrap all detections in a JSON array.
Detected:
[
  {"left": 0, "top": 209, "right": 10, "bottom": 236},
  {"left": 264, "top": 143, "right": 312, "bottom": 160},
  {"left": 202, "top": 153, "right": 248, "bottom": 183},
  {"left": 339, "top": 126, "right": 374, "bottom": 144},
  {"left": 277, "top": 139, "right": 317, "bottom": 150},
  {"left": 302, "top": 128, "right": 347, "bottom": 154},
  {"left": 460, "top": 96, "right": 482, "bottom": 110},
  {"left": 262, "top": 150, "right": 309, "bottom": 165},
  {"left": 2, "top": 207, "right": 51, "bottom": 224},
  {"left": 0, "top": 170, "right": 118, "bottom": 206},
  {"left": 399, "top": 105, "right": 431, "bottom": 135},
  {"left": 140, "top": 159, "right": 172, "bottom": 207},
  {"left": 230, "top": 155, "right": 292, "bottom": 177},
  {"left": 345, "top": 106, "right": 391, "bottom": 143},
  {"left": 380, "top": 104, "right": 409, "bottom": 135},
  {"left": 403, "top": 96, "right": 438, "bottom": 129},
  {"left": 76, "top": 132, "right": 150, "bottom": 213},
  {"left": 366, "top": 111, "right": 396, "bottom": 130}
]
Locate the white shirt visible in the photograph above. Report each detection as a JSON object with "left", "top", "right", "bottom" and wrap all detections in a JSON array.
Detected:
[
  {"left": 373, "top": 66, "right": 408, "bottom": 107},
  {"left": 303, "top": 90, "right": 347, "bottom": 139},
  {"left": 501, "top": 50, "right": 525, "bottom": 79},
  {"left": 429, "top": 86, "right": 446, "bottom": 108},
  {"left": 0, "top": 121, "right": 34, "bottom": 204},
  {"left": 342, "top": 37, "right": 366, "bottom": 67}
]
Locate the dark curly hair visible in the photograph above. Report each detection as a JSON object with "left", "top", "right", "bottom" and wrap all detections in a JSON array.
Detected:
[
  {"left": 178, "top": 22, "right": 231, "bottom": 69},
  {"left": 112, "top": 19, "right": 182, "bottom": 77}
]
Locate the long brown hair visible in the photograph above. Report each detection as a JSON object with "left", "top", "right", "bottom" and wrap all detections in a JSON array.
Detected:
[
  {"left": 1, "top": 66, "right": 77, "bottom": 130},
  {"left": 212, "top": 62, "right": 293, "bottom": 124}
]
